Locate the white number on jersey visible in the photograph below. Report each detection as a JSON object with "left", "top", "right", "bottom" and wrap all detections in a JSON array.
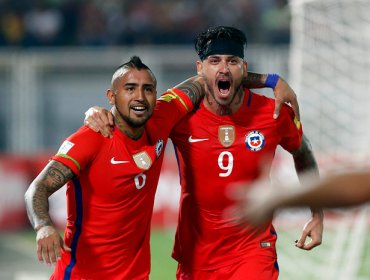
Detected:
[
  {"left": 134, "top": 173, "right": 146, "bottom": 189},
  {"left": 218, "top": 151, "right": 234, "bottom": 177}
]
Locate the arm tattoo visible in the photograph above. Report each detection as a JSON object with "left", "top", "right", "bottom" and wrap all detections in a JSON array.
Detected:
[
  {"left": 25, "top": 160, "right": 74, "bottom": 230},
  {"left": 243, "top": 72, "right": 266, "bottom": 89},
  {"left": 178, "top": 81, "right": 204, "bottom": 105},
  {"left": 292, "top": 135, "right": 322, "bottom": 214},
  {"left": 292, "top": 134, "right": 319, "bottom": 176},
  {"left": 175, "top": 76, "right": 205, "bottom": 107}
]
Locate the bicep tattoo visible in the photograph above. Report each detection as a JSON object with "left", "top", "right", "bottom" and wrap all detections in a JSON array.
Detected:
[
  {"left": 38, "top": 160, "right": 74, "bottom": 195},
  {"left": 292, "top": 135, "right": 319, "bottom": 175},
  {"left": 177, "top": 80, "right": 204, "bottom": 107},
  {"left": 243, "top": 72, "right": 265, "bottom": 88}
]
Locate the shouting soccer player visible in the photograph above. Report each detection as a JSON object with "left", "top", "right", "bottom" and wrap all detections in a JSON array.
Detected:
[
  {"left": 25, "top": 53, "right": 298, "bottom": 279},
  {"left": 86, "top": 26, "right": 323, "bottom": 280}
]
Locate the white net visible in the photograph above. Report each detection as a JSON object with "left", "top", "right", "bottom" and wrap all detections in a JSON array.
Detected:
[
  {"left": 272, "top": 1, "right": 370, "bottom": 279},
  {"left": 289, "top": 0, "right": 370, "bottom": 157}
]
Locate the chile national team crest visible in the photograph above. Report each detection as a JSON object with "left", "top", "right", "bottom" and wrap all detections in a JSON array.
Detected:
[{"left": 245, "top": 131, "right": 265, "bottom": 151}]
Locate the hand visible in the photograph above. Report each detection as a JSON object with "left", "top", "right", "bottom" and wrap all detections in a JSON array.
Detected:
[
  {"left": 225, "top": 171, "right": 278, "bottom": 227},
  {"left": 36, "top": 225, "right": 71, "bottom": 265},
  {"left": 84, "top": 106, "right": 114, "bottom": 138},
  {"left": 273, "top": 77, "right": 300, "bottom": 121},
  {"left": 295, "top": 211, "right": 323, "bottom": 250}
]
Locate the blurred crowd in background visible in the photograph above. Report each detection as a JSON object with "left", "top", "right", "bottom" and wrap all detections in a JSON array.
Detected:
[{"left": 0, "top": 0, "right": 291, "bottom": 47}]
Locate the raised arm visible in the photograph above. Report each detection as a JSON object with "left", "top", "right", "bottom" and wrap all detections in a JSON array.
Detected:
[
  {"left": 24, "top": 160, "right": 73, "bottom": 265},
  {"left": 245, "top": 73, "right": 300, "bottom": 120},
  {"left": 290, "top": 135, "right": 323, "bottom": 251}
]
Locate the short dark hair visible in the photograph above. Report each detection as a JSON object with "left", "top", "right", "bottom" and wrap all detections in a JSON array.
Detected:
[
  {"left": 117, "top": 56, "right": 150, "bottom": 71},
  {"left": 112, "top": 56, "right": 156, "bottom": 86},
  {"left": 194, "top": 26, "right": 247, "bottom": 60}
]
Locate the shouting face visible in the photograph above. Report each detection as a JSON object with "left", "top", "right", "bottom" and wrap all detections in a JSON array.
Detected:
[{"left": 197, "top": 54, "right": 247, "bottom": 111}]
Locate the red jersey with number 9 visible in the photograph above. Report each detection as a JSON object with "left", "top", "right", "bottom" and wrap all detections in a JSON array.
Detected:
[{"left": 170, "top": 88, "right": 303, "bottom": 271}]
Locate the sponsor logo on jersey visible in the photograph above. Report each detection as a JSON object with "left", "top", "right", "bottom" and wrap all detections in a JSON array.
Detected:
[
  {"left": 218, "top": 125, "right": 235, "bottom": 147},
  {"left": 156, "top": 139, "right": 164, "bottom": 157},
  {"left": 188, "top": 136, "right": 209, "bottom": 143},
  {"left": 110, "top": 157, "right": 129, "bottom": 164},
  {"left": 245, "top": 131, "right": 265, "bottom": 151},
  {"left": 58, "top": 140, "right": 74, "bottom": 154},
  {"left": 133, "top": 151, "right": 152, "bottom": 170}
]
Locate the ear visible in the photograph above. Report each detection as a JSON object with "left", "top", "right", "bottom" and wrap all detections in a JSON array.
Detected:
[
  {"left": 196, "top": 60, "right": 203, "bottom": 75},
  {"left": 107, "top": 89, "right": 115, "bottom": 105},
  {"left": 243, "top": 60, "right": 248, "bottom": 72}
]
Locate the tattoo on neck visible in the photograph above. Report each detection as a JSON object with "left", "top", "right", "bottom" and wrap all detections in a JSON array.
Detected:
[{"left": 216, "top": 105, "right": 232, "bottom": 116}]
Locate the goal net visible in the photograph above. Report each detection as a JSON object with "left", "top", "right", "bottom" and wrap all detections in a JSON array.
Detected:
[{"left": 272, "top": 1, "right": 370, "bottom": 279}]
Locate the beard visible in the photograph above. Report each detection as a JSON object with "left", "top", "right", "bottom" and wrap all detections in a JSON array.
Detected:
[
  {"left": 206, "top": 81, "right": 244, "bottom": 107},
  {"left": 118, "top": 110, "right": 152, "bottom": 128}
]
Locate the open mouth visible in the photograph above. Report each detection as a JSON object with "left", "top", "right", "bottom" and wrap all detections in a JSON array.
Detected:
[{"left": 218, "top": 80, "right": 231, "bottom": 95}]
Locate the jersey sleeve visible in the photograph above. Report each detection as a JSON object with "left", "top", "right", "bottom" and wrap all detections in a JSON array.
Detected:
[
  {"left": 157, "top": 88, "right": 194, "bottom": 115},
  {"left": 277, "top": 104, "right": 303, "bottom": 152},
  {"left": 51, "top": 126, "right": 104, "bottom": 176},
  {"left": 147, "top": 88, "right": 194, "bottom": 136}
]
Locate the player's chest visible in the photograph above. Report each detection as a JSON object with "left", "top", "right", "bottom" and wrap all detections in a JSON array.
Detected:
[
  {"left": 87, "top": 139, "right": 165, "bottom": 196},
  {"left": 175, "top": 115, "right": 280, "bottom": 155}
]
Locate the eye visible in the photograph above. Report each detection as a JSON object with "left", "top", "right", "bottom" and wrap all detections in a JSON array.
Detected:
[
  {"left": 125, "top": 86, "right": 135, "bottom": 92},
  {"left": 209, "top": 57, "right": 220, "bottom": 64},
  {"left": 229, "top": 58, "right": 239, "bottom": 65}
]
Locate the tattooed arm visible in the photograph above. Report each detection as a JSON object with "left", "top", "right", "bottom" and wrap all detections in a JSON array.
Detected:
[
  {"left": 24, "top": 160, "right": 73, "bottom": 265},
  {"left": 245, "top": 72, "right": 300, "bottom": 120},
  {"left": 290, "top": 135, "right": 324, "bottom": 251}
]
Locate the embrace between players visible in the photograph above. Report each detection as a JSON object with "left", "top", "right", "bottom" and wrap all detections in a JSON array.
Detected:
[{"left": 25, "top": 26, "right": 324, "bottom": 280}]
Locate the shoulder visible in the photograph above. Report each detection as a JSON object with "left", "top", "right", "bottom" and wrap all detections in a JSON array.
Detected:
[
  {"left": 67, "top": 126, "right": 107, "bottom": 147},
  {"left": 247, "top": 90, "right": 275, "bottom": 110}
]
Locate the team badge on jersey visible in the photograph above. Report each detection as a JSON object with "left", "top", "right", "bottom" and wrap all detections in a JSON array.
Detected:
[
  {"left": 245, "top": 131, "right": 265, "bottom": 151},
  {"left": 133, "top": 151, "right": 152, "bottom": 170},
  {"left": 156, "top": 139, "right": 164, "bottom": 158},
  {"left": 218, "top": 125, "right": 235, "bottom": 147}
]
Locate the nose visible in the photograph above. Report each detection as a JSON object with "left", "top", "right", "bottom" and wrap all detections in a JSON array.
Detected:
[
  {"left": 219, "top": 61, "right": 230, "bottom": 73},
  {"left": 135, "top": 88, "right": 146, "bottom": 101}
]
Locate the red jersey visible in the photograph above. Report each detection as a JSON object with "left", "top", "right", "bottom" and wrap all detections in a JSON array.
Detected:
[
  {"left": 170, "top": 89, "right": 302, "bottom": 271},
  {"left": 50, "top": 89, "right": 193, "bottom": 280}
]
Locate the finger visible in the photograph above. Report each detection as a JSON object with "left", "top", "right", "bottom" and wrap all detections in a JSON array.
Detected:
[
  {"left": 63, "top": 242, "right": 72, "bottom": 252},
  {"left": 44, "top": 244, "right": 53, "bottom": 266},
  {"left": 54, "top": 241, "right": 63, "bottom": 262},
  {"left": 301, "top": 240, "right": 317, "bottom": 250},
  {"left": 95, "top": 109, "right": 111, "bottom": 126},
  {"left": 84, "top": 120, "right": 99, "bottom": 133},
  {"left": 92, "top": 112, "right": 112, "bottom": 138},
  {"left": 37, "top": 243, "right": 44, "bottom": 263},
  {"left": 295, "top": 233, "right": 308, "bottom": 250},
  {"left": 49, "top": 242, "right": 58, "bottom": 265},
  {"left": 108, "top": 111, "right": 114, "bottom": 126},
  {"left": 273, "top": 98, "right": 283, "bottom": 119}
]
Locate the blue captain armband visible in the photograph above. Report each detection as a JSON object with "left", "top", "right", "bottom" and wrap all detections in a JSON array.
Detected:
[{"left": 265, "top": 74, "right": 279, "bottom": 89}]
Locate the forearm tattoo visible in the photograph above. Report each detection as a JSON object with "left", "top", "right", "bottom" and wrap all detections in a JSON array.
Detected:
[
  {"left": 243, "top": 72, "right": 265, "bottom": 88},
  {"left": 25, "top": 160, "right": 74, "bottom": 230}
]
